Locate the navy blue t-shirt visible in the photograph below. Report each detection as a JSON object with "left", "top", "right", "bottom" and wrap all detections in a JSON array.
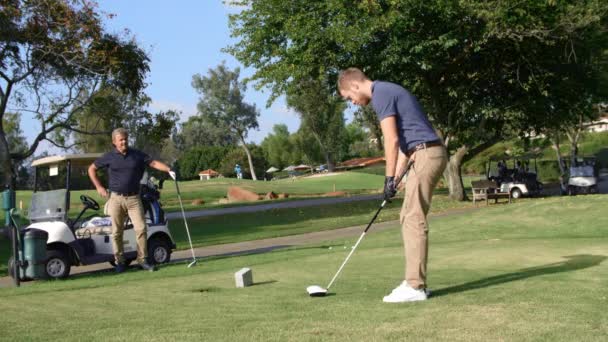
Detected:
[
  {"left": 94, "top": 148, "right": 152, "bottom": 194},
  {"left": 371, "top": 81, "right": 439, "bottom": 153}
]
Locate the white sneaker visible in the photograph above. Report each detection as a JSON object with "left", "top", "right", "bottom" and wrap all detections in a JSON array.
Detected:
[{"left": 382, "top": 282, "right": 428, "bottom": 303}]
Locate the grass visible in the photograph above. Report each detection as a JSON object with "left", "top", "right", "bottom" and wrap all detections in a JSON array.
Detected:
[
  {"left": 463, "top": 131, "right": 608, "bottom": 176},
  {"left": 0, "top": 193, "right": 475, "bottom": 277},
  {"left": 0, "top": 195, "right": 606, "bottom": 341},
  {"left": 167, "top": 193, "right": 475, "bottom": 249},
  {"left": 0, "top": 172, "right": 385, "bottom": 222}
]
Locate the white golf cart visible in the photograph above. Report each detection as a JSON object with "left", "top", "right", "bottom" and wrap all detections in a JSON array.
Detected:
[
  {"left": 21, "top": 153, "right": 175, "bottom": 279},
  {"left": 486, "top": 154, "right": 543, "bottom": 199},
  {"left": 567, "top": 157, "right": 599, "bottom": 195}
]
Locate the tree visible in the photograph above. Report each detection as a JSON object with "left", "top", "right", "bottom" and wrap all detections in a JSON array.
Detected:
[
  {"left": 342, "top": 121, "right": 379, "bottom": 160},
  {"left": 2, "top": 112, "right": 28, "bottom": 187},
  {"left": 177, "top": 114, "right": 237, "bottom": 151},
  {"left": 261, "top": 124, "right": 296, "bottom": 169},
  {"left": 353, "top": 106, "right": 383, "bottom": 151},
  {"left": 192, "top": 63, "right": 260, "bottom": 180},
  {"left": 0, "top": 0, "right": 150, "bottom": 187},
  {"left": 226, "top": 0, "right": 608, "bottom": 200},
  {"left": 286, "top": 78, "right": 346, "bottom": 171}
]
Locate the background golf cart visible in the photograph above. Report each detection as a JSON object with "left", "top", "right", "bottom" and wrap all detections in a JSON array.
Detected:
[
  {"left": 486, "top": 154, "right": 543, "bottom": 199},
  {"left": 565, "top": 156, "right": 599, "bottom": 195},
  {"left": 9, "top": 154, "right": 175, "bottom": 280}
]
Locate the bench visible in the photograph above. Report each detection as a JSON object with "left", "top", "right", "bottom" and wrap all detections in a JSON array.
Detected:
[{"left": 471, "top": 180, "right": 511, "bottom": 206}]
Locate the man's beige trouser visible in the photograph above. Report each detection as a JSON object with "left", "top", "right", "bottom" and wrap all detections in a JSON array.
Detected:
[
  {"left": 399, "top": 145, "right": 448, "bottom": 289},
  {"left": 107, "top": 194, "right": 148, "bottom": 264}
]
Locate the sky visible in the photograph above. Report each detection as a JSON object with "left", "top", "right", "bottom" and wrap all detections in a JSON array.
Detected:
[{"left": 20, "top": 0, "right": 304, "bottom": 149}]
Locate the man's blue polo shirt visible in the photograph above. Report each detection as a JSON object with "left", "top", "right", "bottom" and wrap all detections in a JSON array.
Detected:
[
  {"left": 94, "top": 148, "right": 152, "bottom": 194},
  {"left": 371, "top": 81, "right": 439, "bottom": 153}
]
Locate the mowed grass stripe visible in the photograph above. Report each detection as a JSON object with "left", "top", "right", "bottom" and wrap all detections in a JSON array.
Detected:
[{"left": 0, "top": 195, "right": 606, "bottom": 341}]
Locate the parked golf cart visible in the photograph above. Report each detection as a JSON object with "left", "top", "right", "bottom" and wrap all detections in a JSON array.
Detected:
[
  {"left": 9, "top": 154, "right": 175, "bottom": 280},
  {"left": 567, "top": 157, "right": 599, "bottom": 195},
  {"left": 486, "top": 154, "right": 543, "bottom": 199}
]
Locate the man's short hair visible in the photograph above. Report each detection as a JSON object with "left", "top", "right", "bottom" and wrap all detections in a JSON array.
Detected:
[
  {"left": 338, "top": 68, "right": 370, "bottom": 90},
  {"left": 112, "top": 128, "right": 129, "bottom": 140}
]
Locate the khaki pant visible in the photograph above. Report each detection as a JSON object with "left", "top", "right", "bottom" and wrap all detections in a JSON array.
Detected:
[
  {"left": 107, "top": 194, "right": 148, "bottom": 264},
  {"left": 399, "top": 145, "right": 447, "bottom": 289}
]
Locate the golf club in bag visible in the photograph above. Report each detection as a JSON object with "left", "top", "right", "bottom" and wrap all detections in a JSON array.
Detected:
[
  {"left": 174, "top": 178, "right": 197, "bottom": 268},
  {"left": 307, "top": 160, "right": 415, "bottom": 297}
]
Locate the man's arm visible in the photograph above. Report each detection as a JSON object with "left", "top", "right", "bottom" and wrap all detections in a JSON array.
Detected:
[
  {"left": 88, "top": 164, "right": 109, "bottom": 198},
  {"left": 380, "top": 116, "right": 399, "bottom": 177},
  {"left": 149, "top": 160, "right": 176, "bottom": 180}
]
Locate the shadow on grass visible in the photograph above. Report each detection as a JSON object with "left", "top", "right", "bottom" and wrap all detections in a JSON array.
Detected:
[{"left": 432, "top": 254, "right": 606, "bottom": 297}]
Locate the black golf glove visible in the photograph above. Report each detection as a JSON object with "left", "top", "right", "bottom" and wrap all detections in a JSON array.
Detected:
[{"left": 383, "top": 176, "right": 397, "bottom": 201}]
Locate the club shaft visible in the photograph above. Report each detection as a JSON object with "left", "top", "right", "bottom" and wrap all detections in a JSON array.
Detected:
[
  {"left": 324, "top": 160, "right": 414, "bottom": 290},
  {"left": 326, "top": 231, "right": 366, "bottom": 290},
  {"left": 175, "top": 181, "right": 197, "bottom": 260}
]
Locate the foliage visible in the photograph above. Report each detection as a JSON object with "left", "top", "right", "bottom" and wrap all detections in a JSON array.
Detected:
[
  {"left": 192, "top": 62, "right": 260, "bottom": 179},
  {"left": 217, "top": 144, "right": 267, "bottom": 179},
  {"left": 177, "top": 146, "right": 233, "bottom": 180},
  {"left": 177, "top": 114, "right": 237, "bottom": 151},
  {"left": 260, "top": 124, "right": 297, "bottom": 169},
  {"left": 286, "top": 78, "right": 346, "bottom": 170},
  {"left": 0, "top": 0, "right": 150, "bottom": 186},
  {"left": 342, "top": 121, "right": 380, "bottom": 160},
  {"left": 226, "top": 0, "right": 608, "bottom": 200}
]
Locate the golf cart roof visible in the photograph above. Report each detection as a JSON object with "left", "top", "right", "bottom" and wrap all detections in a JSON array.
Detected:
[{"left": 31, "top": 153, "right": 103, "bottom": 167}]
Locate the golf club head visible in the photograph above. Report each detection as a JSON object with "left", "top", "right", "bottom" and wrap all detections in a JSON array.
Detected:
[
  {"left": 187, "top": 260, "right": 197, "bottom": 268},
  {"left": 306, "top": 285, "right": 328, "bottom": 297}
]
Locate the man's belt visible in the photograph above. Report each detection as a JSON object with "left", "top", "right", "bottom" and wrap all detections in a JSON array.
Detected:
[
  {"left": 405, "top": 140, "right": 443, "bottom": 157},
  {"left": 112, "top": 191, "right": 139, "bottom": 197}
]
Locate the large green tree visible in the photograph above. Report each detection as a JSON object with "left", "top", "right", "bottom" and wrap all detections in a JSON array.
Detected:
[
  {"left": 226, "top": 0, "right": 607, "bottom": 200},
  {"left": 0, "top": 0, "right": 149, "bottom": 187},
  {"left": 286, "top": 78, "right": 346, "bottom": 171},
  {"left": 177, "top": 114, "right": 237, "bottom": 151},
  {"left": 261, "top": 124, "right": 296, "bottom": 169},
  {"left": 192, "top": 63, "right": 260, "bottom": 180}
]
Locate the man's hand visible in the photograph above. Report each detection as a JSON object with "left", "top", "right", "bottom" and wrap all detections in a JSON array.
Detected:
[
  {"left": 383, "top": 176, "right": 397, "bottom": 201},
  {"left": 96, "top": 186, "right": 109, "bottom": 199},
  {"left": 169, "top": 170, "right": 177, "bottom": 181}
]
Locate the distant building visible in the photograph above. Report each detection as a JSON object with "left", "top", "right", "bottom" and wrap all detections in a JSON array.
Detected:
[
  {"left": 199, "top": 169, "right": 220, "bottom": 181},
  {"left": 586, "top": 114, "right": 608, "bottom": 133}
]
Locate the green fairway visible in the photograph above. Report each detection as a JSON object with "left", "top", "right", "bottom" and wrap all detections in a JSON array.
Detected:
[
  {"left": 0, "top": 195, "right": 606, "bottom": 341},
  {"left": 0, "top": 194, "right": 474, "bottom": 277},
  {"left": 0, "top": 172, "right": 385, "bottom": 222}
]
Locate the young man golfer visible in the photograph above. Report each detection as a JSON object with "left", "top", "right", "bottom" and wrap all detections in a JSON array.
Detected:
[
  {"left": 88, "top": 128, "right": 176, "bottom": 273},
  {"left": 338, "top": 68, "right": 447, "bottom": 302}
]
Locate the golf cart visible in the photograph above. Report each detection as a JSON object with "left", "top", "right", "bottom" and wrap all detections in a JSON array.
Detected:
[
  {"left": 486, "top": 154, "right": 543, "bottom": 199},
  {"left": 9, "top": 154, "right": 175, "bottom": 280},
  {"left": 567, "top": 157, "right": 599, "bottom": 195}
]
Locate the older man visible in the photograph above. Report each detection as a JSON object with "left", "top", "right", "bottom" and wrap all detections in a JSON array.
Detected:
[
  {"left": 338, "top": 68, "right": 447, "bottom": 302},
  {"left": 88, "top": 128, "right": 176, "bottom": 272}
]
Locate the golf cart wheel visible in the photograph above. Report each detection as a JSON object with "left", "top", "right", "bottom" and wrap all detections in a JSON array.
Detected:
[
  {"left": 109, "top": 258, "right": 134, "bottom": 267},
  {"left": 45, "top": 250, "right": 71, "bottom": 279},
  {"left": 568, "top": 186, "right": 576, "bottom": 196},
  {"left": 148, "top": 238, "right": 171, "bottom": 265},
  {"left": 511, "top": 187, "right": 523, "bottom": 199}
]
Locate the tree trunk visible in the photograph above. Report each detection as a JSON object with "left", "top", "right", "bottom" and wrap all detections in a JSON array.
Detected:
[
  {"left": 325, "top": 151, "right": 335, "bottom": 172},
  {"left": 238, "top": 135, "right": 257, "bottom": 180},
  {"left": 443, "top": 145, "right": 468, "bottom": 201},
  {"left": 549, "top": 133, "right": 567, "bottom": 193},
  {"left": 0, "top": 131, "right": 13, "bottom": 188}
]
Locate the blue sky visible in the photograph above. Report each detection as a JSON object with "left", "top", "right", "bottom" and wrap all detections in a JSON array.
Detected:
[{"left": 21, "top": 0, "right": 301, "bottom": 147}]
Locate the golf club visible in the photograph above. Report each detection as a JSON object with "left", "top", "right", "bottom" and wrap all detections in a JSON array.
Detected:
[
  {"left": 307, "top": 160, "right": 415, "bottom": 297},
  {"left": 174, "top": 178, "right": 197, "bottom": 268}
]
